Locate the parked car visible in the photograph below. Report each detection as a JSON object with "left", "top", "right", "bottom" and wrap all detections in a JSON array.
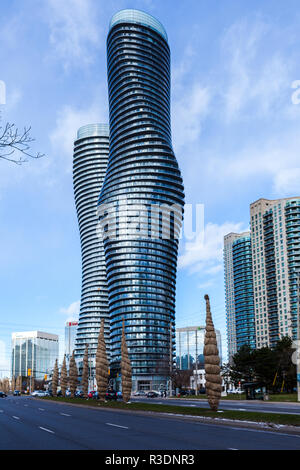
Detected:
[
  {"left": 116, "top": 391, "right": 122, "bottom": 400},
  {"left": 88, "top": 391, "right": 99, "bottom": 399},
  {"left": 0, "top": 392, "right": 7, "bottom": 398},
  {"left": 133, "top": 391, "right": 146, "bottom": 396},
  {"left": 65, "top": 389, "right": 71, "bottom": 397},
  {"left": 147, "top": 391, "right": 160, "bottom": 398},
  {"left": 31, "top": 390, "right": 46, "bottom": 397},
  {"left": 105, "top": 389, "right": 117, "bottom": 401},
  {"left": 75, "top": 390, "right": 84, "bottom": 398},
  {"left": 13, "top": 390, "right": 21, "bottom": 396}
]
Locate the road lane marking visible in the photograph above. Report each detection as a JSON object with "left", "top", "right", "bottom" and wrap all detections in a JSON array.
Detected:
[
  {"left": 0, "top": 410, "right": 3, "bottom": 413},
  {"left": 38, "top": 408, "right": 45, "bottom": 411},
  {"left": 39, "top": 427, "right": 54, "bottom": 434},
  {"left": 106, "top": 423, "right": 129, "bottom": 429},
  {"left": 238, "top": 409, "right": 246, "bottom": 411},
  {"left": 12, "top": 416, "right": 20, "bottom": 420},
  {"left": 228, "top": 448, "right": 238, "bottom": 450},
  {"left": 60, "top": 413, "right": 71, "bottom": 417},
  {"left": 24, "top": 405, "right": 28, "bottom": 407}
]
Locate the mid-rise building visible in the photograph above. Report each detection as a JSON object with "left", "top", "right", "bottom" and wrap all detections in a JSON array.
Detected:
[
  {"left": 224, "top": 232, "right": 250, "bottom": 361},
  {"left": 11, "top": 331, "right": 58, "bottom": 380},
  {"left": 251, "top": 197, "right": 300, "bottom": 348},
  {"left": 73, "top": 124, "right": 110, "bottom": 376},
  {"left": 65, "top": 321, "right": 78, "bottom": 362},
  {"left": 176, "top": 326, "right": 222, "bottom": 370},
  {"left": 98, "top": 10, "right": 185, "bottom": 391}
]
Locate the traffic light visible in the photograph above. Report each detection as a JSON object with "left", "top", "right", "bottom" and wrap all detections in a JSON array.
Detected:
[
  {"left": 44, "top": 374, "right": 47, "bottom": 381},
  {"left": 28, "top": 369, "right": 31, "bottom": 377}
]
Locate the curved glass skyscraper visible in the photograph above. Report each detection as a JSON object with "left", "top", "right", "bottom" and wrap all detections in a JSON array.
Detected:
[
  {"left": 98, "top": 10, "right": 185, "bottom": 390},
  {"left": 73, "top": 124, "right": 110, "bottom": 378}
]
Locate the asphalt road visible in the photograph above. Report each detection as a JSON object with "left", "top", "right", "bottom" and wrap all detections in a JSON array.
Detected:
[
  {"left": 132, "top": 397, "right": 300, "bottom": 415},
  {"left": 0, "top": 396, "right": 300, "bottom": 450}
]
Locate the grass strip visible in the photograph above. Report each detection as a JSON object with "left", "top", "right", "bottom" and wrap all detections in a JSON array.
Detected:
[{"left": 41, "top": 396, "right": 300, "bottom": 427}]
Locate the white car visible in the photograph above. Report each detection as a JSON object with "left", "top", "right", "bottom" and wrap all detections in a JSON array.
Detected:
[{"left": 31, "top": 390, "right": 46, "bottom": 397}]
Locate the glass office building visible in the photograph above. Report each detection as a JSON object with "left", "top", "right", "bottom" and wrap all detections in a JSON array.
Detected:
[
  {"left": 98, "top": 10, "right": 185, "bottom": 390},
  {"left": 176, "top": 327, "right": 222, "bottom": 370},
  {"left": 232, "top": 235, "right": 256, "bottom": 350},
  {"left": 73, "top": 124, "right": 110, "bottom": 374},
  {"left": 11, "top": 331, "right": 59, "bottom": 380},
  {"left": 65, "top": 321, "right": 78, "bottom": 363}
]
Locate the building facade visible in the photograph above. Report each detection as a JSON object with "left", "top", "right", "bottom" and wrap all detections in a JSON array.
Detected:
[
  {"left": 98, "top": 10, "right": 185, "bottom": 391},
  {"left": 11, "top": 331, "right": 58, "bottom": 380},
  {"left": 73, "top": 124, "right": 110, "bottom": 375},
  {"left": 176, "top": 326, "right": 222, "bottom": 370},
  {"left": 224, "top": 232, "right": 250, "bottom": 361},
  {"left": 232, "top": 234, "right": 256, "bottom": 351},
  {"left": 65, "top": 321, "right": 78, "bottom": 363},
  {"left": 250, "top": 197, "right": 300, "bottom": 348}
]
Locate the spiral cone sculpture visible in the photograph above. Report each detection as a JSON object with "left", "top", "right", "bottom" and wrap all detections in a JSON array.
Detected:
[
  {"left": 96, "top": 318, "right": 109, "bottom": 401},
  {"left": 121, "top": 318, "right": 132, "bottom": 403},
  {"left": 204, "top": 295, "right": 222, "bottom": 411}
]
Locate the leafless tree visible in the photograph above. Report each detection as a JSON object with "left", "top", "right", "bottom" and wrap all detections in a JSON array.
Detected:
[
  {"left": 0, "top": 123, "right": 44, "bottom": 165},
  {"left": 52, "top": 359, "right": 59, "bottom": 397}
]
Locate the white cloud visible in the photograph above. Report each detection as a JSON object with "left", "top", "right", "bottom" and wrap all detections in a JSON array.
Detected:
[
  {"left": 60, "top": 300, "right": 80, "bottom": 322},
  {"left": 50, "top": 103, "right": 107, "bottom": 169},
  {"left": 46, "top": 0, "right": 102, "bottom": 69},
  {"left": 221, "top": 18, "right": 290, "bottom": 121},
  {"left": 273, "top": 168, "right": 300, "bottom": 195},
  {"left": 179, "top": 221, "right": 247, "bottom": 274}
]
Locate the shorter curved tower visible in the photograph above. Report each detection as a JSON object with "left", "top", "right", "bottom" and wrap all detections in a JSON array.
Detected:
[{"left": 73, "top": 124, "right": 110, "bottom": 381}]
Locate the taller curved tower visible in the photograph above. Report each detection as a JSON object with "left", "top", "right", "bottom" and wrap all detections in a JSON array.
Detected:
[
  {"left": 98, "top": 10, "right": 185, "bottom": 391},
  {"left": 73, "top": 124, "right": 110, "bottom": 382}
]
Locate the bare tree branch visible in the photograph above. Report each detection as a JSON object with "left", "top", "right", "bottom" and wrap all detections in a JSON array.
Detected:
[{"left": 0, "top": 122, "right": 44, "bottom": 165}]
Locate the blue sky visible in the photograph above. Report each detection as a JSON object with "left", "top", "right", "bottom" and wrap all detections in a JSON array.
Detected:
[{"left": 1, "top": 0, "right": 300, "bottom": 375}]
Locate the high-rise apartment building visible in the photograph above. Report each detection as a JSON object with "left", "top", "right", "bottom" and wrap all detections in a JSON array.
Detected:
[
  {"left": 11, "top": 331, "right": 58, "bottom": 380},
  {"left": 224, "top": 232, "right": 250, "bottom": 361},
  {"left": 250, "top": 197, "right": 300, "bottom": 348},
  {"left": 232, "top": 234, "right": 256, "bottom": 351},
  {"left": 73, "top": 124, "right": 110, "bottom": 374},
  {"left": 98, "top": 10, "right": 185, "bottom": 391}
]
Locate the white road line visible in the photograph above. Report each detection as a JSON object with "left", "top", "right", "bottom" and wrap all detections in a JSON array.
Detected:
[
  {"left": 24, "top": 405, "right": 28, "bottom": 407},
  {"left": 38, "top": 408, "right": 45, "bottom": 411},
  {"left": 228, "top": 448, "right": 238, "bottom": 450},
  {"left": 39, "top": 427, "right": 54, "bottom": 434},
  {"left": 106, "top": 423, "right": 129, "bottom": 429},
  {"left": 188, "top": 405, "right": 197, "bottom": 407},
  {"left": 0, "top": 410, "right": 3, "bottom": 413},
  {"left": 238, "top": 409, "right": 246, "bottom": 411},
  {"left": 12, "top": 416, "right": 20, "bottom": 420},
  {"left": 60, "top": 413, "right": 71, "bottom": 417}
]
